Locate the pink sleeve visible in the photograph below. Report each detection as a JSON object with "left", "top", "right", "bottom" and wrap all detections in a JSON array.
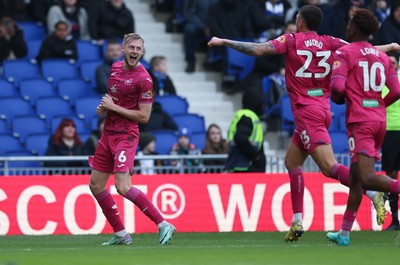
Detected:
[
  {"left": 330, "top": 51, "right": 349, "bottom": 103},
  {"left": 269, "top": 33, "right": 293, "bottom": 55},
  {"left": 138, "top": 75, "right": 154, "bottom": 104},
  {"left": 383, "top": 74, "right": 400, "bottom": 107}
]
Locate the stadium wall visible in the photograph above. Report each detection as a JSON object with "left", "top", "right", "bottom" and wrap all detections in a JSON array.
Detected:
[{"left": 0, "top": 173, "right": 391, "bottom": 235}]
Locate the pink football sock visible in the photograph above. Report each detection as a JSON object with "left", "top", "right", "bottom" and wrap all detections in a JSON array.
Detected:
[
  {"left": 330, "top": 163, "right": 350, "bottom": 187},
  {"left": 94, "top": 189, "right": 125, "bottom": 233},
  {"left": 341, "top": 210, "right": 356, "bottom": 232},
  {"left": 289, "top": 167, "right": 304, "bottom": 214},
  {"left": 389, "top": 180, "right": 400, "bottom": 194},
  {"left": 124, "top": 186, "right": 165, "bottom": 225}
]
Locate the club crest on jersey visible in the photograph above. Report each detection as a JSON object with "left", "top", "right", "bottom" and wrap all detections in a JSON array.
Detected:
[
  {"left": 125, "top": 78, "right": 133, "bottom": 85},
  {"left": 110, "top": 84, "right": 117, "bottom": 93},
  {"left": 142, "top": 90, "right": 153, "bottom": 100},
  {"left": 333, "top": 60, "right": 341, "bottom": 69},
  {"left": 276, "top": 35, "right": 286, "bottom": 43}
]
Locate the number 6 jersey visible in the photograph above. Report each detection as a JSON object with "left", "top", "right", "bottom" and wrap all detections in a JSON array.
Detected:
[{"left": 269, "top": 31, "right": 347, "bottom": 111}]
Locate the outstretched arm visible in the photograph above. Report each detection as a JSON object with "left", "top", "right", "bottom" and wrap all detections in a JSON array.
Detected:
[
  {"left": 375, "top": 43, "right": 400, "bottom": 53},
  {"left": 207, "top": 37, "right": 275, "bottom": 57}
]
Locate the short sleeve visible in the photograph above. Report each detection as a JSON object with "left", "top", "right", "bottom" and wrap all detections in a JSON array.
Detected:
[
  {"left": 138, "top": 73, "right": 154, "bottom": 104},
  {"left": 269, "top": 33, "right": 294, "bottom": 55},
  {"left": 332, "top": 49, "right": 349, "bottom": 79},
  {"left": 330, "top": 36, "right": 348, "bottom": 51}
]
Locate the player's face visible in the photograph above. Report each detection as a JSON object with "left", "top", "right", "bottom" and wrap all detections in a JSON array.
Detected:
[{"left": 122, "top": 39, "right": 144, "bottom": 69}]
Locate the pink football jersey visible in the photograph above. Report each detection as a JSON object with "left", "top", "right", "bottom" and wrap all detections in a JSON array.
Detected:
[
  {"left": 331, "top": 42, "right": 398, "bottom": 124},
  {"left": 104, "top": 61, "right": 153, "bottom": 136},
  {"left": 269, "top": 31, "right": 346, "bottom": 110}
]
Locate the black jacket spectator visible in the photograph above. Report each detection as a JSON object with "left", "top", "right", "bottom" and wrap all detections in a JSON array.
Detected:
[
  {"left": 373, "top": 4, "right": 400, "bottom": 45},
  {"left": 97, "top": 0, "right": 134, "bottom": 40},
  {"left": 148, "top": 70, "right": 176, "bottom": 96},
  {"left": 139, "top": 102, "right": 178, "bottom": 132},
  {"left": 36, "top": 21, "right": 78, "bottom": 63},
  {"left": 0, "top": 17, "right": 27, "bottom": 62}
]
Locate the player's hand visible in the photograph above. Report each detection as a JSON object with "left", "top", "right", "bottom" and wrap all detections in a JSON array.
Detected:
[
  {"left": 390, "top": 42, "right": 400, "bottom": 52},
  {"left": 208, "top": 37, "right": 224, "bottom": 47},
  {"left": 96, "top": 104, "right": 106, "bottom": 115},
  {"left": 100, "top": 94, "right": 114, "bottom": 110}
]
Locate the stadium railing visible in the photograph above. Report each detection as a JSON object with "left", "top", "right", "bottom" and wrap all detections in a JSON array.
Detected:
[{"left": 0, "top": 153, "right": 381, "bottom": 176}]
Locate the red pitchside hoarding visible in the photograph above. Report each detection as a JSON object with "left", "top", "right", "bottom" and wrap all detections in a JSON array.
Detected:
[{"left": 0, "top": 173, "right": 391, "bottom": 235}]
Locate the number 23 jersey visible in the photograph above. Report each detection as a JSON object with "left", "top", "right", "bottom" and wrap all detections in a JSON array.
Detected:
[{"left": 269, "top": 31, "right": 346, "bottom": 111}]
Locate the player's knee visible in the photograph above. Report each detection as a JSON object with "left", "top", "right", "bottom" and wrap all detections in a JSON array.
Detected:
[{"left": 89, "top": 180, "right": 103, "bottom": 195}]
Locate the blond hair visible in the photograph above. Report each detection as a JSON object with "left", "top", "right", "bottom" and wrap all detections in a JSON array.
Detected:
[{"left": 123, "top": 33, "right": 144, "bottom": 46}]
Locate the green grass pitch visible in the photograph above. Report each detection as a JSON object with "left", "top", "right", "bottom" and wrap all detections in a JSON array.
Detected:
[{"left": 1, "top": 231, "right": 400, "bottom": 265}]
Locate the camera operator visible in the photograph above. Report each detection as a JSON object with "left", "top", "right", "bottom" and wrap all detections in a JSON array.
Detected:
[{"left": 0, "top": 16, "right": 27, "bottom": 63}]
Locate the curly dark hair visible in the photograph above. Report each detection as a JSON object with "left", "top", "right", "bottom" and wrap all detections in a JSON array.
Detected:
[
  {"left": 351, "top": 9, "right": 379, "bottom": 36},
  {"left": 298, "top": 5, "right": 322, "bottom": 31}
]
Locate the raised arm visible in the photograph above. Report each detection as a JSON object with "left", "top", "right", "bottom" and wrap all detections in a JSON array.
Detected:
[
  {"left": 207, "top": 37, "right": 275, "bottom": 57},
  {"left": 375, "top": 43, "right": 400, "bottom": 53}
]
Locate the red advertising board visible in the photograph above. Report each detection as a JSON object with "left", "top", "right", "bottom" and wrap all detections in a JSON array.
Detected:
[{"left": 0, "top": 173, "right": 391, "bottom": 235}]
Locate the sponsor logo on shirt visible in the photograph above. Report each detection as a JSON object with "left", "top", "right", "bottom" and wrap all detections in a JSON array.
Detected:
[
  {"left": 307, "top": 88, "right": 323, "bottom": 97},
  {"left": 110, "top": 84, "right": 117, "bottom": 93},
  {"left": 125, "top": 78, "right": 133, "bottom": 85},
  {"left": 142, "top": 90, "right": 153, "bottom": 100},
  {"left": 362, "top": 99, "right": 379, "bottom": 108}
]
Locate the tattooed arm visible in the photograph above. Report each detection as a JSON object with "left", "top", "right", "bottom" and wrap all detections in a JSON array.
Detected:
[{"left": 207, "top": 37, "right": 275, "bottom": 57}]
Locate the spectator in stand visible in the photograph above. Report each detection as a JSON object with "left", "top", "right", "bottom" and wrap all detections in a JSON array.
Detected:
[
  {"left": 373, "top": 1, "right": 400, "bottom": 45},
  {"left": 96, "top": 39, "right": 123, "bottom": 94},
  {"left": 77, "top": 0, "right": 101, "bottom": 41},
  {"left": 28, "top": 0, "right": 60, "bottom": 25},
  {"left": 47, "top": 0, "right": 91, "bottom": 40},
  {"left": 182, "top": 0, "right": 217, "bottom": 73},
  {"left": 0, "top": 0, "right": 29, "bottom": 21},
  {"left": 374, "top": 0, "right": 391, "bottom": 24},
  {"left": 135, "top": 132, "right": 162, "bottom": 175},
  {"left": 36, "top": 20, "right": 78, "bottom": 64},
  {"left": 0, "top": 16, "right": 27, "bottom": 63},
  {"left": 207, "top": 0, "right": 255, "bottom": 92},
  {"left": 139, "top": 101, "right": 178, "bottom": 132},
  {"left": 170, "top": 127, "right": 202, "bottom": 173},
  {"left": 97, "top": 0, "right": 134, "bottom": 40},
  {"left": 249, "top": 0, "right": 292, "bottom": 41},
  {"left": 202, "top": 124, "right": 229, "bottom": 167},
  {"left": 148, "top": 55, "right": 177, "bottom": 96},
  {"left": 84, "top": 115, "right": 105, "bottom": 155},
  {"left": 44, "top": 118, "right": 85, "bottom": 168}
]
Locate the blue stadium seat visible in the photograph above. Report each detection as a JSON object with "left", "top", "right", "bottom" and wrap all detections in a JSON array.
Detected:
[
  {"left": 80, "top": 60, "right": 102, "bottom": 90},
  {"left": 41, "top": 59, "right": 79, "bottom": 84},
  {"left": 0, "top": 79, "right": 17, "bottom": 97},
  {"left": 17, "top": 21, "right": 46, "bottom": 41},
  {"left": 4, "top": 150, "right": 41, "bottom": 169},
  {"left": 12, "top": 115, "right": 49, "bottom": 143},
  {"left": 3, "top": 60, "right": 40, "bottom": 85},
  {"left": 0, "top": 97, "right": 34, "bottom": 124},
  {"left": 36, "top": 97, "right": 74, "bottom": 122},
  {"left": 0, "top": 134, "right": 23, "bottom": 155},
  {"left": 155, "top": 95, "right": 189, "bottom": 116},
  {"left": 58, "top": 78, "right": 91, "bottom": 105},
  {"left": 281, "top": 95, "right": 295, "bottom": 135},
  {"left": 0, "top": 120, "right": 10, "bottom": 134},
  {"left": 19, "top": 78, "right": 56, "bottom": 105},
  {"left": 77, "top": 40, "right": 101, "bottom": 65},
  {"left": 226, "top": 47, "right": 255, "bottom": 80},
  {"left": 75, "top": 97, "right": 101, "bottom": 122},
  {"left": 51, "top": 116, "right": 90, "bottom": 135},
  {"left": 152, "top": 130, "right": 178, "bottom": 155},
  {"left": 191, "top": 132, "right": 206, "bottom": 150},
  {"left": 26, "top": 39, "right": 42, "bottom": 61},
  {"left": 330, "top": 131, "right": 349, "bottom": 154},
  {"left": 262, "top": 76, "right": 281, "bottom": 118},
  {"left": 173, "top": 113, "right": 206, "bottom": 134},
  {"left": 26, "top": 133, "right": 50, "bottom": 156},
  {"left": 339, "top": 114, "right": 346, "bottom": 132}
]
